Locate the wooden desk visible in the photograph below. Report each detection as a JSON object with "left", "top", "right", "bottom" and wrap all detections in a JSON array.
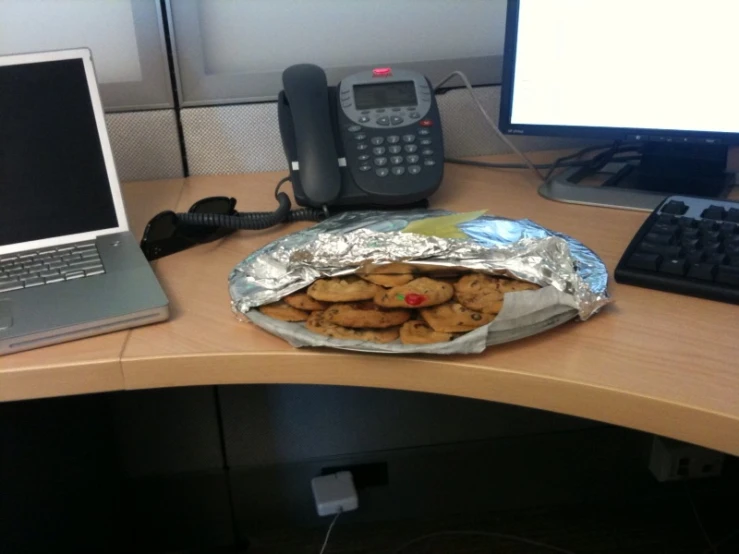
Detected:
[{"left": 2, "top": 155, "right": 738, "bottom": 456}]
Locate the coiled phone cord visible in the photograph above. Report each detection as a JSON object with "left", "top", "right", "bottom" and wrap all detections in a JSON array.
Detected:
[{"left": 174, "top": 177, "right": 326, "bottom": 230}]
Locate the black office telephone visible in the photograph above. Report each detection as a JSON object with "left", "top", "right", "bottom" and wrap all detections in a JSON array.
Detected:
[{"left": 278, "top": 63, "right": 445, "bottom": 208}]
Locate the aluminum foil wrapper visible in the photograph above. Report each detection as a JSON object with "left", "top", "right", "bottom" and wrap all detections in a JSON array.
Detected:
[{"left": 229, "top": 210, "right": 610, "bottom": 354}]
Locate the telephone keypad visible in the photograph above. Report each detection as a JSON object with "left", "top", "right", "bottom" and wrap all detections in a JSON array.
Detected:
[
  {"left": 409, "top": 112, "right": 421, "bottom": 119},
  {"left": 359, "top": 116, "right": 370, "bottom": 123},
  {"left": 347, "top": 120, "right": 441, "bottom": 181},
  {"left": 390, "top": 116, "right": 404, "bottom": 125}
]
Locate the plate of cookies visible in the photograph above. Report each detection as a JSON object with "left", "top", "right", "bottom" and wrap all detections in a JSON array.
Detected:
[{"left": 230, "top": 210, "right": 610, "bottom": 355}]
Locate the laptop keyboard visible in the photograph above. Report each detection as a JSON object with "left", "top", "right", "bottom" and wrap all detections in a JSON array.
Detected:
[{"left": 0, "top": 241, "right": 105, "bottom": 293}]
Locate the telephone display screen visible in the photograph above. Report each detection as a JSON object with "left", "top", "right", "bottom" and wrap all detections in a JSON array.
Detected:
[{"left": 353, "top": 81, "right": 417, "bottom": 109}]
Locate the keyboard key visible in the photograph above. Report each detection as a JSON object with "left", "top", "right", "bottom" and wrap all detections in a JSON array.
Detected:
[
  {"left": 701, "top": 230, "right": 721, "bottom": 243},
  {"left": 645, "top": 232, "right": 673, "bottom": 245},
  {"left": 701, "top": 206, "right": 726, "bottom": 220},
  {"left": 657, "top": 214, "right": 677, "bottom": 225},
  {"left": 716, "top": 266, "right": 739, "bottom": 286},
  {"left": 720, "top": 222, "right": 737, "bottom": 235},
  {"left": 65, "top": 270, "right": 85, "bottom": 280},
  {"left": 705, "top": 253, "right": 727, "bottom": 265},
  {"left": 628, "top": 253, "right": 661, "bottom": 271},
  {"left": 677, "top": 217, "right": 696, "bottom": 229},
  {"left": 85, "top": 268, "right": 105, "bottom": 277},
  {"left": 651, "top": 223, "right": 678, "bottom": 235},
  {"left": 659, "top": 258, "right": 688, "bottom": 276},
  {"left": 682, "top": 228, "right": 700, "bottom": 239},
  {"left": 639, "top": 243, "right": 682, "bottom": 258},
  {"left": 661, "top": 200, "right": 688, "bottom": 215},
  {"left": 0, "top": 280, "right": 22, "bottom": 292},
  {"left": 698, "top": 220, "right": 717, "bottom": 232},
  {"left": 686, "top": 251, "right": 705, "bottom": 265},
  {"left": 44, "top": 276, "right": 65, "bottom": 284},
  {"left": 24, "top": 277, "right": 45, "bottom": 288},
  {"left": 702, "top": 242, "right": 722, "bottom": 255},
  {"left": 726, "top": 208, "right": 739, "bottom": 223},
  {"left": 681, "top": 238, "right": 700, "bottom": 250},
  {"left": 687, "top": 263, "right": 717, "bottom": 281}
]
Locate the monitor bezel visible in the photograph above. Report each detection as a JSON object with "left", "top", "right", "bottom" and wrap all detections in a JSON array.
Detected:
[{"left": 499, "top": 0, "right": 739, "bottom": 147}]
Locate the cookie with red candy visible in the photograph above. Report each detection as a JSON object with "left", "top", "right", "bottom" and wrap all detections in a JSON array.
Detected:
[{"left": 373, "top": 277, "right": 454, "bottom": 309}]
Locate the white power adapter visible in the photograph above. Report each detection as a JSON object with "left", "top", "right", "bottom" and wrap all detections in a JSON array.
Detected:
[{"left": 311, "top": 471, "right": 359, "bottom": 516}]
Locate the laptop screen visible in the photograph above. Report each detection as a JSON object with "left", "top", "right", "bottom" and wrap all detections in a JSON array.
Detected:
[{"left": 0, "top": 58, "right": 118, "bottom": 248}]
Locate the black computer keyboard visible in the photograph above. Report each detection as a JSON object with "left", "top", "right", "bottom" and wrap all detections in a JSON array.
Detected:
[{"left": 615, "top": 195, "right": 739, "bottom": 303}]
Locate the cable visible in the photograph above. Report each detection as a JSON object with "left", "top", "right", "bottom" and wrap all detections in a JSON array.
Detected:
[
  {"left": 445, "top": 154, "right": 642, "bottom": 171},
  {"left": 318, "top": 511, "right": 341, "bottom": 554},
  {"left": 686, "top": 485, "right": 716, "bottom": 554},
  {"left": 175, "top": 176, "right": 326, "bottom": 230},
  {"left": 434, "top": 71, "right": 546, "bottom": 182},
  {"left": 390, "top": 530, "right": 577, "bottom": 554}
]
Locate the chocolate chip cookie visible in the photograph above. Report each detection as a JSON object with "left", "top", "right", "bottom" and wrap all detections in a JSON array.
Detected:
[
  {"left": 305, "top": 311, "right": 400, "bottom": 343},
  {"left": 283, "top": 292, "right": 329, "bottom": 311},
  {"left": 374, "top": 277, "right": 454, "bottom": 309},
  {"left": 359, "top": 263, "right": 418, "bottom": 288},
  {"left": 307, "top": 276, "right": 381, "bottom": 302},
  {"left": 258, "top": 301, "right": 310, "bottom": 322},
  {"left": 399, "top": 320, "right": 455, "bottom": 345},
  {"left": 324, "top": 302, "right": 411, "bottom": 329},
  {"left": 420, "top": 301, "right": 495, "bottom": 333}
]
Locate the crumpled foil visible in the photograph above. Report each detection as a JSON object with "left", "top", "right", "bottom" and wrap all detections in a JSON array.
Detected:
[{"left": 229, "top": 210, "right": 610, "bottom": 354}]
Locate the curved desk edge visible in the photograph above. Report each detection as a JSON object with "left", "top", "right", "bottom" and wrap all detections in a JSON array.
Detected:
[{"left": 121, "top": 352, "right": 739, "bottom": 456}]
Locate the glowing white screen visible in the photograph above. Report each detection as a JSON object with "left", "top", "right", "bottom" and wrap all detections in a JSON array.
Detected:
[{"left": 510, "top": 0, "right": 739, "bottom": 134}]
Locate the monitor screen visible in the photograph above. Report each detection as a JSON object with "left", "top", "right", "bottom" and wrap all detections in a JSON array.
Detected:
[
  {"left": 500, "top": 0, "right": 739, "bottom": 144},
  {"left": 0, "top": 58, "right": 118, "bottom": 248}
]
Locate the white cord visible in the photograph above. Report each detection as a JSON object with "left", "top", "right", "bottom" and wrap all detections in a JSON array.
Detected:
[
  {"left": 318, "top": 511, "right": 341, "bottom": 554},
  {"left": 390, "top": 530, "right": 578, "bottom": 554},
  {"left": 435, "top": 71, "right": 546, "bottom": 182}
]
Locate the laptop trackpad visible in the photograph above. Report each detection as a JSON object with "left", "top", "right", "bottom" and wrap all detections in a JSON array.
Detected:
[{"left": 0, "top": 300, "right": 12, "bottom": 331}]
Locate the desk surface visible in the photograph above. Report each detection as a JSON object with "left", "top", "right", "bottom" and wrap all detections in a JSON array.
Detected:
[{"left": 2, "top": 154, "right": 738, "bottom": 455}]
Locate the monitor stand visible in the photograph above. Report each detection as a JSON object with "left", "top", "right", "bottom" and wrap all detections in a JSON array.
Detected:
[{"left": 539, "top": 143, "right": 736, "bottom": 212}]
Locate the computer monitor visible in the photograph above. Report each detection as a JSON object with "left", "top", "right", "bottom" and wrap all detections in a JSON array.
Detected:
[{"left": 499, "top": 0, "right": 739, "bottom": 209}]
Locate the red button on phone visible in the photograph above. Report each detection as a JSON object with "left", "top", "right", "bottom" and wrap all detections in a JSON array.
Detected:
[
  {"left": 372, "top": 67, "right": 392, "bottom": 77},
  {"left": 419, "top": 119, "right": 434, "bottom": 127}
]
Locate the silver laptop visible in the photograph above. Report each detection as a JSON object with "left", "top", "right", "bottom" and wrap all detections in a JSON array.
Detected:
[{"left": 0, "top": 48, "right": 169, "bottom": 355}]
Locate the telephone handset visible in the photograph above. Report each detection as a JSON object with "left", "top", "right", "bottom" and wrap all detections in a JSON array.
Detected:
[{"left": 278, "top": 64, "right": 444, "bottom": 209}]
